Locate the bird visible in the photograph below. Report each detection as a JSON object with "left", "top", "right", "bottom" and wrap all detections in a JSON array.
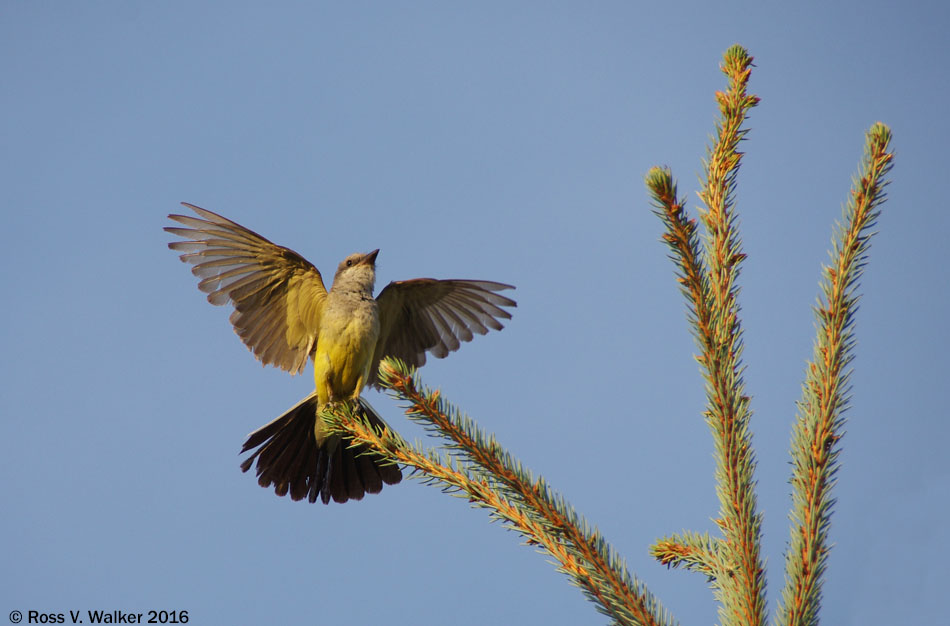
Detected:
[{"left": 165, "top": 203, "right": 516, "bottom": 504}]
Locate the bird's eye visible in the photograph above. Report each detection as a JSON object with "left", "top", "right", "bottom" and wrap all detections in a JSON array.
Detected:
[{"left": 346, "top": 260, "right": 353, "bottom": 267}]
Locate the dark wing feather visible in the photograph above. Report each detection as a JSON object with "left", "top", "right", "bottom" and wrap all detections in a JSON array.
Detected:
[
  {"left": 165, "top": 203, "right": 327, "bottom": 374},
  {"left": 369, "top": 279, "right": 516, "bottom": 387}
]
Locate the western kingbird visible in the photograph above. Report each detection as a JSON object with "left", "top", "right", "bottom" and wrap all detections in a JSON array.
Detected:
[{"left": 166, "top": 203, "right": 516, "bottom": 504}]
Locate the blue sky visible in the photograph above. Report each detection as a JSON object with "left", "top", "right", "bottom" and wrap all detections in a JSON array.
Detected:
[{"left": 2, "top": 2, "right": 947, "bottom": 624}]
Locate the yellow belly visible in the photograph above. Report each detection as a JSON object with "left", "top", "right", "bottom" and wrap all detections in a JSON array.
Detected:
[{"left": 313, "top": 313, "right": 379, "bottom": 406}]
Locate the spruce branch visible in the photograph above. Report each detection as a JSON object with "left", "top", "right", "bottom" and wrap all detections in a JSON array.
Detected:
[
  {"left": 645, "top": 167, "right": 711, "bottom": 347},
  {"left": 651, "top": 531, "right": 728, "bottom": 580},
  {"left": 775, "top": 123, "right": 893, "bottom": 626},
  {"left": 326, "top": 360, "right": 676, "bottom": 626},
  {"left": 646, "top": 44, "right": 766, "bottom": 626}
]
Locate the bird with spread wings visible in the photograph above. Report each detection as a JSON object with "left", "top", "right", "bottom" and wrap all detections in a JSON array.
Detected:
[{"left": 166, "top": 203, "right": 516, "bottom": 504}]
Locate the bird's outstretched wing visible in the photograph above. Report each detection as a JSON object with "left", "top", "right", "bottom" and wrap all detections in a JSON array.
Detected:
[
  {"left": 369, "top": 278, "right": 516, "bottom": 387},
  {"left": 165, "top": 203, "right": 327, "bottom": 374}
]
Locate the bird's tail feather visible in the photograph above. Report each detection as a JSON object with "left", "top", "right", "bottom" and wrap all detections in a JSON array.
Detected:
[{"left": 240, "top": 393, "right": 402, "bottom": 504}]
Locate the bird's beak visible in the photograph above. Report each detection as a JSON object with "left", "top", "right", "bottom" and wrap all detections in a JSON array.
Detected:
[{"left": 361, "top": 249, "right": 380, "bottom": 266}]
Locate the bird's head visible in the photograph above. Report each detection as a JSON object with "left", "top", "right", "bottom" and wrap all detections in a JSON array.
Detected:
[{"left": 331, "top": 249, "right": 379, "bottom": 294}]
